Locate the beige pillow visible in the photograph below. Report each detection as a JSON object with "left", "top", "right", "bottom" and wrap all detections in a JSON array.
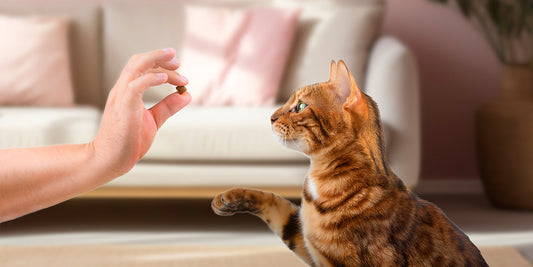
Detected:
[
  {"left": 0, "top": 14, "right": 74, "bottom": 106},
  {"left": 275, "top": 0, "right": 385, "bottom": 102}
]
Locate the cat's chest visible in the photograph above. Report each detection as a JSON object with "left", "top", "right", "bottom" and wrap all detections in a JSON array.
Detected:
[
  {"left": 300, "top": 200, "right": 321, "bottom": 235},
  {"left": 305, "top": 175, "right": 321, "bottom": 200},
  {"left": 301, "top": 176, "right": 329, "bottom": 231}
]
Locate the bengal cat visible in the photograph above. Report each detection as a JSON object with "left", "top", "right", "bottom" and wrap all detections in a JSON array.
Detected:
[{"left": 211, "top": 61, "right": 488, "bottom": 266}]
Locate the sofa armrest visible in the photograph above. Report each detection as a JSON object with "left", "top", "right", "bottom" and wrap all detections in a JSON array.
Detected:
[{"left": 365, "top": 36, "right": 421, "bottom": 187}]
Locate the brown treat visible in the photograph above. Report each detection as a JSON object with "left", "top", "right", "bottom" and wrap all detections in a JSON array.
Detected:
[{"left": 176, "top": 86, "right": 187, "bottom": 94}]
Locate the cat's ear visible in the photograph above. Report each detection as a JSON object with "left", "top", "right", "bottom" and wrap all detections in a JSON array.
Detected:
[
  {"left": 328, "top": 60, "right": 337, "bottom": 82},
  {"left": 333, "top": 60, "right": 367, "bottom": 117}
]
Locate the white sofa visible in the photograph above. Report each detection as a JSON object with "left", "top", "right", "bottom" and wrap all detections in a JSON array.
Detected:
[{"left": 0, "top": 0, "right": 420, "bottom": 198}]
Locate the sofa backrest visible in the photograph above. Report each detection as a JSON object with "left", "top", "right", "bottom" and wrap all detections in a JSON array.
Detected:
[
  {"left": 1, "top": 0, "right": 384, "bottom": 107},
  {"left": 0, "top": 1, "right": 103, "bottom": 108},
  {"left": 102, "top": 0, "right": 385, "bottom": 104}
]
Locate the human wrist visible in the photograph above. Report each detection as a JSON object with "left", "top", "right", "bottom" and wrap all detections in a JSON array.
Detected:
[
  {"left": 84, "top": 141, "right": 117, "bottom": 183},
  {"left": 85, "top": 138, "right": 137, "bottom": 182}
]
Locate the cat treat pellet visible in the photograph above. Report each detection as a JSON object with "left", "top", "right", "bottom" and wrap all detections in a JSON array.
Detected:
[{"left": 176, "top": 86, "right": 187, "bottom": 94}]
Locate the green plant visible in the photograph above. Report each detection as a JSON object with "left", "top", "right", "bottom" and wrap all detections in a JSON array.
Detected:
[{"left": 431, "top": 0, "right": 533, "bottom": 67}]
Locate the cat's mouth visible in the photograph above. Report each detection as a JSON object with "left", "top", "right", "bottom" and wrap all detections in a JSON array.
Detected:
[
  {"left": 271, "top": 124, "right": 294, "bottom": 141},
  {"left": 272, "top": 128, "right": 304, "bottom": 153},
  {"left": 271, "top": 118, "right": 307, "bottom": 153},
  {"left": 272, "top": 128, "right": 292, "bottom": 142}
]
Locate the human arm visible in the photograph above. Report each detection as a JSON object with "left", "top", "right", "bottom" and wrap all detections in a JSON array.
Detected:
[{"left": 0, "top": 48, "right": 191, "bottom": 222}]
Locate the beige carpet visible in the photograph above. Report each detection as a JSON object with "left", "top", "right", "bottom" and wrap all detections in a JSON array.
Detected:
[{"left": 0, "top": 245, "right": 531, "bottom": 267}]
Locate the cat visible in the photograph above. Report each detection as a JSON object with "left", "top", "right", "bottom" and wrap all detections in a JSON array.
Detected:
[{"left": 211, "top": 60, "right": 488, "bottom": 267}]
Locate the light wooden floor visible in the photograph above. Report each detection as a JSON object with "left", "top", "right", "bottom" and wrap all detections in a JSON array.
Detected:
[
  {"left": 80, "top": 186, "right": 302, "bottom": 199},
  {"left": 1, "top": 194, "right": 532, "bottom": 263}
]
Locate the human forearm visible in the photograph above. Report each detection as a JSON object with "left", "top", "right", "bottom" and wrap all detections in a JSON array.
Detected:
[
  {"left": 0, "top": 143, "right": 107, "bottom": 222},
  {"left": 0, "top": 48, "right": 190, "bottom": 223}
]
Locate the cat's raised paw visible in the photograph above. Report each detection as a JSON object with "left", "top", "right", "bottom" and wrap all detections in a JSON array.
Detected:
[{"left": 211, "top": 188, "right": 261, "bottom": 216}]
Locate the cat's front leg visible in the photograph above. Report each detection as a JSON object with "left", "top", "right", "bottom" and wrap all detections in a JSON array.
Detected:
[
  {"left": 212, "top": 187, "right": 313, "bottom": 266},
  {"left": 212, "top": 187, "right": 265, "bottom": 216},
  {"left": 211, "top": 188, "right": 298, "bottom": 236}
]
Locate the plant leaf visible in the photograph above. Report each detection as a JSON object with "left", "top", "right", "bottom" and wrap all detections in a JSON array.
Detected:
[
  {"left": 522, "top": 0, "right": 533, "bottom": 33},
  {"left": 487, "top": 0, "right": 501, "bottom": 27},
  {"left": 456, "top": 0, "right": 472, "bottom": 17}
]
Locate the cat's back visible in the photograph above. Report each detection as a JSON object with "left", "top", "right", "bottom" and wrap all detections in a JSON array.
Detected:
[{"left": 403, "top": 194, "right": 488, "bottom": 266}]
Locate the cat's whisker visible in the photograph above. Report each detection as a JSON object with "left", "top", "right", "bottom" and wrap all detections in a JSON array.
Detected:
[
  {"left": 291, "top": 139, "right": 301, "bottom": 151},
  {"left": 289, "top": 131, "right": 304, "bottom": 151}
]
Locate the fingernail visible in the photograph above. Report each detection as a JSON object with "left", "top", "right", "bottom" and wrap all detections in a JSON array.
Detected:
[
  {"left": 157, "top": 73, "right": 167, "bottom": 79},
  {"left": 170, "top": 58, "right": 179, "bottom": 66},
  {"left": 162, "top": 48, "right": 174, "bottom": 54},
  {"left": 180, "top": 75, "right": 189, "bottom": 84}
]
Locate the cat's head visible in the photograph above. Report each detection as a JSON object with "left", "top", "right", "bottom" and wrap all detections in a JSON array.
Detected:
[{"left": 271, "top": 60, "right": 375, "bottom": 157}]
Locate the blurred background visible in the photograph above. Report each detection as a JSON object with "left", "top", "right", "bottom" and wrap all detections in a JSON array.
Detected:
[{"left": 1, "top": 0, "right": 532, "bottom": 266}]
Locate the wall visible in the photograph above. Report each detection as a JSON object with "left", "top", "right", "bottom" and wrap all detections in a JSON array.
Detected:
[{"left": 382, "top": 0, "right": 501, "bottom": 180}]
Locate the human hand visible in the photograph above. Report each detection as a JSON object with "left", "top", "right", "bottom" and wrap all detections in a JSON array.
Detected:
[{"left": 91, "top": 48, "right": 191, "bottom": 177}]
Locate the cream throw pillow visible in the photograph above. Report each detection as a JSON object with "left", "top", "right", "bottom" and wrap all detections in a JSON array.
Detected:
[{"left": 0, "top": 14, "right": 74, "bottom": 106}]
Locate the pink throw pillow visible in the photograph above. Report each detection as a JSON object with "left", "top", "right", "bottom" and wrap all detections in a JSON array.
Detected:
[
  {"left": 0, "top": 15, "right": 74, "bottom": 106},
  {"left": 179, "top": 6, "right": 300, "bottom": 106}
]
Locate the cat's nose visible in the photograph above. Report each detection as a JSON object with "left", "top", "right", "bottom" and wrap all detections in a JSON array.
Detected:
[{"left": 270, "top": 115, "right": 279, "bottom": 124}]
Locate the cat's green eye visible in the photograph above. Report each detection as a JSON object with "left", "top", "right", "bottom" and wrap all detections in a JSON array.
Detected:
[{"left": 295, "top": 102, "right": 308, "bottom": 113}]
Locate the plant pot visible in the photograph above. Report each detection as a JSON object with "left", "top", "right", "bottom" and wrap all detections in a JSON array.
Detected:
[{"left": 475, "top": 65, "right": 533, "bottom": 210}]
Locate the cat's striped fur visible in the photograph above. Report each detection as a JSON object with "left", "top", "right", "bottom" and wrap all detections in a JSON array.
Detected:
[{"left": 212, "top": 61, "right": 488, "bottom": 267}]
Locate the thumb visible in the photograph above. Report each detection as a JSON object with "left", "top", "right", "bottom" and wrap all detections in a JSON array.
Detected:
[{"left": 149, "top": 92, "right": 192, "bottom": 129}]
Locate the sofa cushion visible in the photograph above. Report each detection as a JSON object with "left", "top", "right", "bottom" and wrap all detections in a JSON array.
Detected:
[
  {"left": 0, "top": 107, "right": 100, "bottom": 149},
  {"left": 102, "top": 0, "right": 385, "bottom": 105},
  {"left": 111, "top": 162, "right": 309, "bottom": 187},
  {"left": 0, "top": 1, "right": 102, "bottom": 108},
  {"left": 143, "top": 106, "right": 308, "bottom": 162}
]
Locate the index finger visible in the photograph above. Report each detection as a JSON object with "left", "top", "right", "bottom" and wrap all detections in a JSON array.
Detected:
[{"left": 120, "top": 48, "right": 178, "bottom": 83}]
